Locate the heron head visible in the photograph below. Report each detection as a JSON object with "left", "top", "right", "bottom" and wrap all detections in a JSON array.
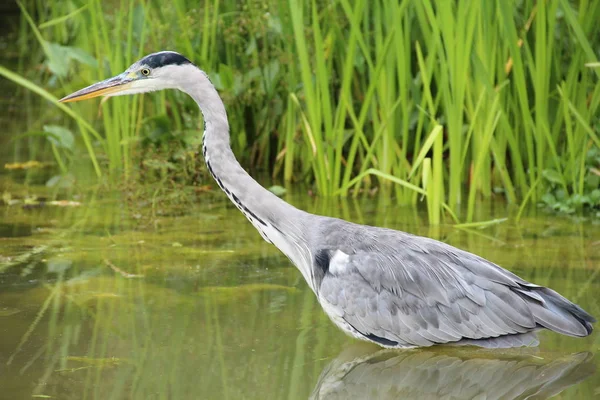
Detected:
[{"left": 60, "top": 51, "right": 195, "bottom": 103}]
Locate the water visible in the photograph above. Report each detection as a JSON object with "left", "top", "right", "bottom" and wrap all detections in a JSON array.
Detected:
[{"left": 0, "top": 185, "right": 598, "bottom": 399}]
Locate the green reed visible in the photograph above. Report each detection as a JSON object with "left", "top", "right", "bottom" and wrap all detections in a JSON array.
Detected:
[
  {"left": 285, "top": 0, "right": 599, "bottom": 222},
  {"left": 4, "top": 0, "right": 600, "bottom": 224}
]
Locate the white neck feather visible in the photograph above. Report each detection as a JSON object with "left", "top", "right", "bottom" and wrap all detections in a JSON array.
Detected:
[{"left": 176, "top": 65, "right": 317, "bottom": 291}]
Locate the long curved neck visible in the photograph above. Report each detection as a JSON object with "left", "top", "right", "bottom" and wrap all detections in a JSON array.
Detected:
[{"left": 181, "top": 67, "right": 316, "bottom": 288}]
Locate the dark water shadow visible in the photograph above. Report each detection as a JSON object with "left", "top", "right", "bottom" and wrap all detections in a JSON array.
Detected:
[{"left": 310, "top": 344, "right": 595, "bottom": 400}]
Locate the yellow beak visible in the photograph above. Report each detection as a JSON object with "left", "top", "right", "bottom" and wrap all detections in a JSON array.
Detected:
[{"left": 59, "top": 73, "right": 134, "bottom": 103}]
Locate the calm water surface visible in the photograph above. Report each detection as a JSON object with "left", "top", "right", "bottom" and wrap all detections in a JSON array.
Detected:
[{"left": 0, "top": 187, "right": 598, "bottom": 400}]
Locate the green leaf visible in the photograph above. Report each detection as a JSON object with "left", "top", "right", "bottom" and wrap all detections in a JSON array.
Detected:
[
  {"left": 268, "top": 185, "right": 287, "bottom": 197},
  {"left": 132, "top": 4, "right": 146, "bottom": 40},
  {"left": 213, "top": 64, "right": 234, "bottom": 91},
  {"left": 245, "top": 38, "right": 257, "bottom": 56},
  {"left": 45, "top": 43, "right": 98, "bottom": 77},
  {"left": 266, "top": 14, "right": 282, "bottom": 34},
  {"left": 408, "top": 125, "right": 443, "bottom": 179},
  {"left": 555, "top": 189, "right": 568, "bottom": 201},
  {"left": 45, "top": 42, "right": 70, "bottom": 77},
  {"left": 38, "top": 4, "right": 88, "bottom": 28},
  {"left": 0, "top": 65, "right": 103, "bottom": 177},
  {"left": 263, "top": 61, "right": 280, "bottom": 93},
  {"left": 541, "top": 169, "right": 565, "bottom": 186},
  {"left": 570, "top": 194, "right": 589, "bottom": 207},
  {"left": 585, "top": 173, "right": 600, "bottom": 191},
  {"left": 66, "top": 47, "right": 98, "bottom": 68},
  {"left": 541, "top": 193, "right": 556, "bottom": 206},
  {"left": 589, "top": 189, "right": 600, "bottom": 204},
  {"left": 44, "top": 125, "right": 75, "bottom": 150}
]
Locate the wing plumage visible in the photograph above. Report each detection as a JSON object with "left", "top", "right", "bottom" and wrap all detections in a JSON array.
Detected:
[{"left": 313, "top": 219, "right": 594, "bottom": 348}]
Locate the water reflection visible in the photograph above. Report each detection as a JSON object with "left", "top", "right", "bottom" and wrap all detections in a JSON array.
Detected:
[
  {"left": 311, "top": 345, "right": 595, "bottom": 400},
  {"left": 0, "top": 190, "right": 599, "bottom": 398}
]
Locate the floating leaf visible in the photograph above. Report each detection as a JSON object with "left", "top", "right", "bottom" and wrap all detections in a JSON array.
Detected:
[{"left": 4, "top": 161, "right": 43, "bottom": 170}]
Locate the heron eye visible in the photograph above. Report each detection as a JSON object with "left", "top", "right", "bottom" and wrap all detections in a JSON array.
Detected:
[{"left": 141, "top": 68, "right": 151, "bottom": 76}]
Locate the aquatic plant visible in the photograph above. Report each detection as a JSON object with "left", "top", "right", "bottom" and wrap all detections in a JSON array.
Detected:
[{"left": 2, "top": 0, "right": 599, "bottom": 223}]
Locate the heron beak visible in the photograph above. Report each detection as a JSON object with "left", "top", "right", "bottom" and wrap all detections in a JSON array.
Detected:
[{"left": 59, "top": 73, "right": 135, "bottom": 103}]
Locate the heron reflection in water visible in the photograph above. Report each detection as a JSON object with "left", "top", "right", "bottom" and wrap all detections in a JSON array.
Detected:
[
  {"left": 60, "top": 51, "right": 595, "bottom": 349},
  {"left": 310, "top": 345, "right": 595, "bottom": 400}
]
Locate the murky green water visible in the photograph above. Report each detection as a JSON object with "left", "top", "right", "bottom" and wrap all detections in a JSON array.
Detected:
[{"left": 0, "top": 185, "right": 598, "bottom": 399}]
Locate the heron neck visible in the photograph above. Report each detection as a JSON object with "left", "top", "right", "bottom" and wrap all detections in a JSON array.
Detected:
[{"left": 183, "top": 69, "right": 315, "bottom": 286}]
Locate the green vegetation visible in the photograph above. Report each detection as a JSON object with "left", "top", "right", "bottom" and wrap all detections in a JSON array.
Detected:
[{"left": 2, "top": 0, "right": 599, "bottom": 223}]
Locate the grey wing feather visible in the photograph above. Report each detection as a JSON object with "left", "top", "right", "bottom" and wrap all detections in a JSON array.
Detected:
[{"left": 315, "top": 221, "right": 594, "bottom": 348}]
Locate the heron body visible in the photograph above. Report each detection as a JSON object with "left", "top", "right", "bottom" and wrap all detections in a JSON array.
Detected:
[{"left": 60, "top": 51, "right": 595, "bottom": 348}]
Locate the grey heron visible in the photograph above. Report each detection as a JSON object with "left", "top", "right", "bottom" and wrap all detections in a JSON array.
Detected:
[{"left": 60, "top": 51, "right": 595, "bottom": 348}]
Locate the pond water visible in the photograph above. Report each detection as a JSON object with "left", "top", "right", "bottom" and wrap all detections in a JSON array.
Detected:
[{"left": 0, "top": 182, "right": 598, "bottom": 399}]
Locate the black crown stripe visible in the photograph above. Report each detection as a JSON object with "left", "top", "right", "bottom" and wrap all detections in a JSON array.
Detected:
[{"left": 140, "top": 52, "right": 192, "bottom": 69}]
